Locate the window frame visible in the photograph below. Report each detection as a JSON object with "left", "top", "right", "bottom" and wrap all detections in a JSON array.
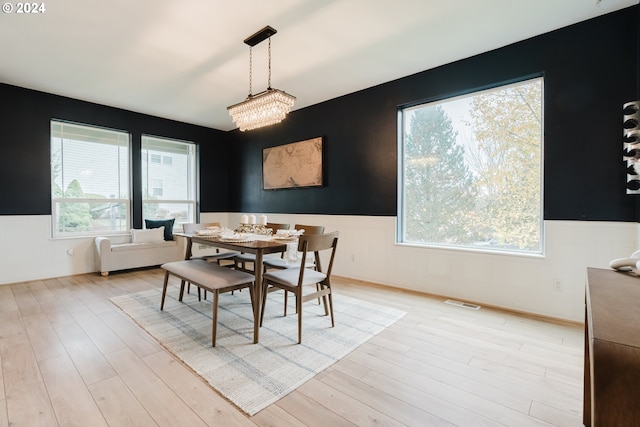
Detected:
[{"left": 397, "top": 76, "right": 544, "bottom": 256}]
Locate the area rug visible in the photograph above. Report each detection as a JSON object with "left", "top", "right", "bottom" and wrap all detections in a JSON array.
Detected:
[{"left": 110, "top": 285, "right": 405, "bottom": 416}]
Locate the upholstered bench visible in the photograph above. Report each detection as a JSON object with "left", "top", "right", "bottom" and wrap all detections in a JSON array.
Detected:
[
  {"left": 95, "top": 227, "right": 185, "bottom": 276},
  {"left": 160, "top": 260, "right": 256, "bottom": 346}
]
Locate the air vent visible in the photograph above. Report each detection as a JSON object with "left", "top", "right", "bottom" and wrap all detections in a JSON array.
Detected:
[{"left": 444, "top": 299, "right": 481, "bottom": 310}]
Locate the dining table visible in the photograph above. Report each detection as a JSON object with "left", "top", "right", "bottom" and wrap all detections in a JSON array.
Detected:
[{"left": 176, "top": 232, "right": 288, "bottom": 344}]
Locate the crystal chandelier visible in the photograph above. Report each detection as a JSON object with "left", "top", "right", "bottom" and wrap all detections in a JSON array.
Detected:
[{"left": 227, "top": 26, "right": 295, "bottom": 131}]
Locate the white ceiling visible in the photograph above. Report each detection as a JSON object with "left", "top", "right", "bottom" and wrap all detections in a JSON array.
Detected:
[{"left": 0, "top": 0, "right": 637, "bottom": 131}]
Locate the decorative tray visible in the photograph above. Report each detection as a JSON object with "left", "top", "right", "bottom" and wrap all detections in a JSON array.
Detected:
[
  {"left": 193, "top": 234, "right": 220, "bottom": 239},
  {"left": 193, "top": 230, "right": 219, "bottom": 236},
  {"left": 219, "top": 237, "right": 256, "bottom": 243},
  {"left": 271, "top": 237, "right": 297, "bottom": 243}
]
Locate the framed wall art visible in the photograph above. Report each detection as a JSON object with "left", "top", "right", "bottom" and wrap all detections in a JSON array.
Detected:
[{"left": 262, "top": 137, "right": 323, "bottom": 190}]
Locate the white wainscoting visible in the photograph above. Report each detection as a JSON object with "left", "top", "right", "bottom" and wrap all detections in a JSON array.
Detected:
[{"left": 1, "top": 214, "right": 636, "bottom": 322}]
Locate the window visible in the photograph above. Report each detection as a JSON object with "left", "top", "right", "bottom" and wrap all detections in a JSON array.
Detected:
[
  {"left": 51, "top": 121, "right": 130, "bottom": 237},
  {"left": 398, "top": 77, "right": 543, "bottom": 254},
  {"left": 141, "top": 135, "right": 196, "bottom": 228}
]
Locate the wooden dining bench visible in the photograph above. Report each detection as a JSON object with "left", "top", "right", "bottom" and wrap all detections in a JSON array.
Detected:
[{"left": 160, "top": 260, "right": 256, "bottom": 346}]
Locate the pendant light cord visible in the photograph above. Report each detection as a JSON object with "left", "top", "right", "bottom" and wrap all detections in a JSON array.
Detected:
[
  {"left": 248, "top": 46, "right": 253, "bottom": 96},
  {"left": 268, "top": 37, "right": 272, "bottom": 90},
  {"left": 248, "top": 38, "right": 271, "bottom": 95}
]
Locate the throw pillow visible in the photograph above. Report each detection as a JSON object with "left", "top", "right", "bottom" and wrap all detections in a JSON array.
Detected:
[
  {"left": 131, "top": 227, "right": 165, "bottom": 243},
  {"left": 145, "top": 218, "right": 175, "bottom": 241}
]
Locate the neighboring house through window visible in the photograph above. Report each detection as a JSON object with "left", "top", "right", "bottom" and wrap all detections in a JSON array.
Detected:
[
  {"left": 141, "top": 135, "right": 196, "bottom": 228},
  {"left": 151, "top": 179, "right": 164, "bottom": 197}
]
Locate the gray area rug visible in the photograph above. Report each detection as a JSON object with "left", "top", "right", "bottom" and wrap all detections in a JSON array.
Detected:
[{"left": 110, "top": 285, "right": 406, "bottom": 416}]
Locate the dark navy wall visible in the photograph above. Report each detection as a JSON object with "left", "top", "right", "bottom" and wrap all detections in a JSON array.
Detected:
[
  {"left": 1, "top": 7, "right": 638, "bottom": 223},
  {"left": 0, "top": 84, "right": 229, "bottom": 226},
  {"left": 227, "top": 6, "right": 640, "bottom": 221}
]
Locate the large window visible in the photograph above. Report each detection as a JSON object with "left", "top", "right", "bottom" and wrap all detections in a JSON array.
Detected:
[
  {"left": 398, "top": 77, "right": 543, "bottom": 254},
  {"left": 51, "top": 121, "right": 130, "bottom": 237},
  {"left": 141, "top": 135, "right": 196, "bottom": 228}
]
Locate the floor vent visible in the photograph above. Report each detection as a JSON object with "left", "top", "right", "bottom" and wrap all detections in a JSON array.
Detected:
[{"left": 444, "top": 299, "right": 481, "bottom": 310}]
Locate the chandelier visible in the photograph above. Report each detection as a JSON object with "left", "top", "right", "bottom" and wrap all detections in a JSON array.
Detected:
[{"left": 227, "top": 26, "right": 296, "bottom": 131}]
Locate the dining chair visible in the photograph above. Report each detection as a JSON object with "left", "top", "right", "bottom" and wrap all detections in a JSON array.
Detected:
[
  {"left": 233, "top": 222, "right": 290, "bottom": 273},
  {"left": 262, "top": 224, "right": 325, "bottom": 314},
  {"left": 263, "top": 224, "right": 325, "bottom": 270},
  {"left": 182, "top": 222, "right": 237, "bottom": 299},
  {"left": 183, "top": 222, "right": 238, "bottom": 266},
  {"left": 259, "top": 231, "right": 339, "bottom": 344}
]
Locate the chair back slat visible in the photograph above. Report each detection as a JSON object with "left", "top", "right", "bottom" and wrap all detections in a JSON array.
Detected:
[
  {"left": 295, "top": 226, "right": 328, "bottom": 272},
  {"left": 297, "top": 231, "right": 337, "bottom": 252},
  {"left": 294, "top": 224, "right": 325, "bottom": 235},
  {"left": 298, "top": 232, "right": 339, "bottom": 281},
  {"left": 267, "top": 222, "right": 290, "bottom": 231}
]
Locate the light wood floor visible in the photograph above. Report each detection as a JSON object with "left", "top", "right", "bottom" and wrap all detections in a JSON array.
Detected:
[{"left": 0, "top": 269, "right": 584, "bottom": 426}]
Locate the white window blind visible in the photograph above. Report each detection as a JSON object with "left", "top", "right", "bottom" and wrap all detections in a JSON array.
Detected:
[{"left": 51, "top": 121, "right": 131, "bottom": 237}]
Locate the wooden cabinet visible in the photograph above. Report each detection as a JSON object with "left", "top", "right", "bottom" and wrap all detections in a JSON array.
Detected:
[{"left": 584, "top": 268, "right": 640, "bottom": 426}]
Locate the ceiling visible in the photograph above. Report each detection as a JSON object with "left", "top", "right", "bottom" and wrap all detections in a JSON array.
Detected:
[{"left": 1, "top": 0, "right": 637, "bottom": 131}]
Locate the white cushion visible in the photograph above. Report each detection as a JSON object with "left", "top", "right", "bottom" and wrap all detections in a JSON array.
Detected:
[
  {"left": 131, "top": 227, "right": 165, "bottom": 243},
  {"left": 111, "top": 241, "right": 176, "bottom": 252}
]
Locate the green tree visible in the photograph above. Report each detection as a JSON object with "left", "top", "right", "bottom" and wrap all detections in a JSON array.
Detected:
[
  {"left": 468, "top": 81, "right": 542, "bottom": 250},
  {"left": 404, "top": 106, "right": 477, "bottom": 244},
  {"left": 58, "top": 179, "right": 93, "bottom": 232}
]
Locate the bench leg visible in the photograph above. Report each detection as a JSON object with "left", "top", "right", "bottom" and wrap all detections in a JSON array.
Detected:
[
  {"left": 297, "top": 291, "right": 303, "bottom": 344},
  {"left": 178, "top": 280, "right": 186, "bottom": 302},
  {"left": 212, "top": 291, "right": 219, "bottom": 347},
  {"left": 248, "top": 284, "right": 256, "bottom": 313},
  {"left": 260, "top": 281, "right": 268, "bottom": 327},
  {"left": 160, "top": 271, "right": 170, "bottom": 310},
  {"left": 284, "top": 290, "right": 289, "bottom": 316}
]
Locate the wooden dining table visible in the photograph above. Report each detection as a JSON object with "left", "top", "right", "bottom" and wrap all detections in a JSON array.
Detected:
[{"left": 177, "top": 232, "right": 287, "bottom": 343}]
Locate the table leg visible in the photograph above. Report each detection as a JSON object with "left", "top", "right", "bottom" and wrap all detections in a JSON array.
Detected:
[
  {"left": 184, "top": 236, "right": 193, "bottom": 260},
  {"left": 253, "top": 250, "right": 263, "bottom": 343}
]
